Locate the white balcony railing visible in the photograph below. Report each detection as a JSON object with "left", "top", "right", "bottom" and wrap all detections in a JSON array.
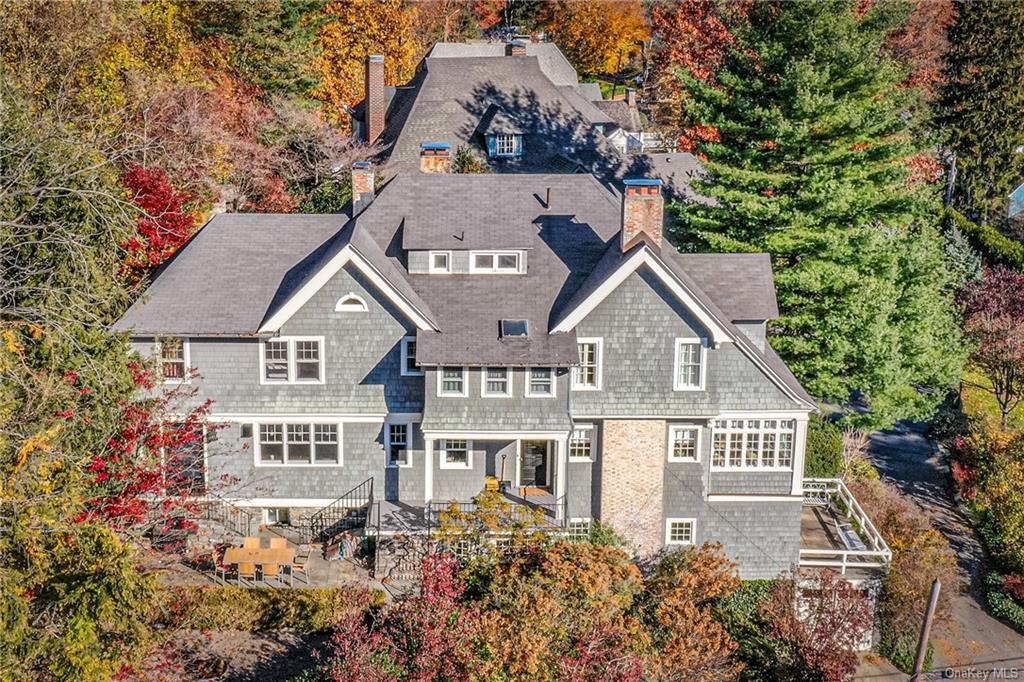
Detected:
[{"left": 800, "top": 478, "right": 892, "bottom": 575}]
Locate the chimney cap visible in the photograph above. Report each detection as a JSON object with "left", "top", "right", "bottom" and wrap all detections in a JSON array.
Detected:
[
  {"left": 420, "top": 142, "right": 451, "bottom": 151},
  {"left": 352, "top": 160, "right": 373, "bottom": 169},
  {"left": 368, "top": 54, "right": 384, "bottom": 63},
  {"left": 623, "top": 178, "right": 662, "bottom": 187}
]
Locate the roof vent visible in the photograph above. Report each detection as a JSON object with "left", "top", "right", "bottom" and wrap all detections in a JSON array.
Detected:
[{"left": 499, "top": 319, "right": 529, "bottom": 339}]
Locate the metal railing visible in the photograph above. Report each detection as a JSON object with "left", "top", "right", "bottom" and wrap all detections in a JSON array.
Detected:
[
  {"left": 426, "top": 494, "right": 566, "bottom": 531},
  {"left": 800, "top": 478, "right": 892, "bottom": 575},
  {"left": 204, "top": 494, "right": 258, "bottom": 538},
  {"left": 300, "top": 477, "right": 374, "bottom": 544}
]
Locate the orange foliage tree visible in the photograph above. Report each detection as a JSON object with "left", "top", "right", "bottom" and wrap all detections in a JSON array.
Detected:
[
  {"left": 884, "top": 0, "right": 955, "bottom": 95},
  {"left": 539, "top": 0, "right": 649, "bottom": 76},
  {"left": 314, "top": 0, "right": 422, "bottom": 128}
]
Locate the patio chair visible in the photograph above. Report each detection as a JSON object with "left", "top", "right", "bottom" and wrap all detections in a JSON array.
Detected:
[
  {"left": 237, "top": 562, "right": 258, "bottom": 586},
  {"left": 269, "top": 537, "right": 288, "bottom": 549},
  {"left": 262, "top": 562, "right": 289, "bottom": 587},
  {"left": 292, "top": 548, "right": 310, "bottom": 585},
  {"left": 243, "top": 536, "right": 261, "bottom": 549}
]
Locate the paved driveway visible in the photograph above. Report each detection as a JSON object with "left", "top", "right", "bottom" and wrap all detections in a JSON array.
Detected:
[{"left": 854, "top": 422, "right": 1024, "bottom": 680}]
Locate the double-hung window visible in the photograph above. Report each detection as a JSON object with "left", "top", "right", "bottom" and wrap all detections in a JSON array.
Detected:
[
  {"left": 440, "top": 439, "right": 471, "bottom": 469},
  {"left": 526, "top": 367, "right": 555, "bottom": 397},
  {"left": 470, "top": 251, "right": 521, "bottom": 273},
  {"left": 673, "top": 338, "right": 705, "bottom": 390},
  {"left": 710, "top": 419, "right": 796, "bottom": 470},
  {"left": 159, "top": 337, "right": 188, "bottom": 382},
  {"left": 482, "top": 367, "right": 510, "bottom": 397},
  {"left": 666, "top": 518, "right": 695, "bottom": 546},
  {"left": 572, "top": 339, "right": 602, "bottom": 390},
  {"left": 261, "top": 337, "right": 324, "bottom": 384},
  {"left": 257, "top": 422, "right": 340, "bottom": 465},
  {"left": 400, "top": 337, "right": 423, "bottom": 376},
  {"left": 667, "top": 425, "right": 700, "bottom": 462},
  {"left": 388, "top": 423, "right": 411, "bottom": 467},
  {"left": 438, "top": 366, "right": 467, "bottom": 396},
  {"left": 568, "top": 425, "right": 594, "bottom": 461}
]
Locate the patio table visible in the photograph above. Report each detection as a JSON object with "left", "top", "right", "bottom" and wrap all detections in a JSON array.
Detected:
[{"left": 223, "top": 546, "right": 295, "bottom": 585}]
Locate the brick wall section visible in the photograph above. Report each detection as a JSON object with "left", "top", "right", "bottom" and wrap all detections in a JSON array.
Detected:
[
  {"left": 365, "top": 55, "right": 385, "bottom": 144},
  {"left": 600, "top": 419, "right": 665, "bottom": 552},
  {"left": 620, "top": 186, "right": 663, "bottom": 250}
]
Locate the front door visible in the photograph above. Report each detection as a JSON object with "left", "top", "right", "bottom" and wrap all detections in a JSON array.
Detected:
[{"left": 520, "top": 441, "right": 550, "bottom": 488}]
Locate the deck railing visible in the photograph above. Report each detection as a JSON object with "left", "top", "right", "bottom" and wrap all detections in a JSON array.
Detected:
[
  {"left": 300, "top": 477, "right": 374, "bottom": 544},
  {"left": 426, "top": 495, "right": 566, "bottom": 531},
  {"left": 204, "top": 494, "right": 258, "bottom": 538},
  {"left": 800, "top": 478, "right": 892, "bottom": 575}
]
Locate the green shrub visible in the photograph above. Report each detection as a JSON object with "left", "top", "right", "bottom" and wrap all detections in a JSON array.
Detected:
[
  {"left": 716, "top": 580, "right": 783, "bottom": 681},
  {"left": 985, "top": 571, "right": 1024, "bottom": 633},
  {"left": 151, "top": 585, "right": 383, "bottom": 633},
  {"left": 805, "top": 414, "right": 843, "bottom": 478},
  {"left": 878, "top": 630, "right": 932, "bottom": 673},
  {"left": 944, "top": 208, "right": 1024, "bottom": 270}
]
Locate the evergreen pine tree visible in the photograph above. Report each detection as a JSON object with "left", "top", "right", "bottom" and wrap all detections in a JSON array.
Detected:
[
  {"left": 938, "top": 0, "right": 1024, "bottom": 223},
  {"left": 672, "top": 0, "right": 963, "bottom": 427}
]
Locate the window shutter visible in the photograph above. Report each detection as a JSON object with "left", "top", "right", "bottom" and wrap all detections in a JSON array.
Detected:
[
  {"left": 486, "top": 135, "right": 497, "bottom": 157},
  {"left": 514, "top": 134, "right": 523, "bottom": 156}
]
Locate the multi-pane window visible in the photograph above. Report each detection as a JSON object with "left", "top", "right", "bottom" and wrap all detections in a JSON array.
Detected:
[
  {"left": 483, "top": 367, "right": 510, "bottom": 396},
  {"left": 388, "top": 423, "right": 410, "bottom": 467},
  {"left": 494, "top": 134, "right": 517, "bottom": 156},
  {"left": 262, "top": 338, "right": 322, "bottom": 383},
  {"left": 568, "top": 425, "right": 594, "bottom": 461},
  {"left": 439, "top": 367, "right": 466, "bottom": 396},
  {"left": 674, "top": 340, "right": 703, "bottom": 390},
  {"left": 567, "top": 518, "right": 592, "bottom": 542},
  {"left": 470, "top": 251, "right": 520, "bottom": 273},
  {"left": 527, "top": 367, "right": 554, "bottom": 396},
  {"left": 710, "top": 419, "right": 797, "bottom": 469},
  {"left": 440, "top": 439, "right": 470, "bottom": 468},
  {"left": 258, "top": 423, "right": 341, "bottom": 465},
  {"left": 572, "top": 340, "right": 601, "bottom": 390},
  {"left": 666, "top": 519, "right": 695, "bottom": 545},
  {"left": 668, "top": 426, "right": 699, "bottom": 462},
  {"left": 160, "top": 337, "right": 187, "bottom": 380},
  {"left": 401, "top": 337, "right": 422, "bottom": 376}
]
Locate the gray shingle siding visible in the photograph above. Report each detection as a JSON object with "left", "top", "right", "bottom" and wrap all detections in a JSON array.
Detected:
[
  {"left": 422, "top": 368, "right": 572, "bottom": 432},
  {"left": 570, "top": 269, "right": 797, "bottom": 416},
  {"left": 433, "top": 440, "right": 506, "bottom": 501},
  {"left": 699, "top": 501, "right": 802, "bottom": 579},
  {"left": 408, "top": 250, "right": 526, "bottom": 274},
  {"left": 709, "top": 472, "right": 793, "bottom": 495}
]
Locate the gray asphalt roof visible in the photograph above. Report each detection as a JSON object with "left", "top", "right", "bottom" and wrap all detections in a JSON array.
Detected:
[
  {"left": 593, "top": 99, "right": 642, "bottom": 132},
  {"left": 428, "top": 41, "right": 580, "bottom": 87},
  {"left": 575, "top": 82, "right": 604, "bottom": 101}
]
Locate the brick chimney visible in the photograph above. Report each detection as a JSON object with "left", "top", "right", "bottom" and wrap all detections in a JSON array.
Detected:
[
  {"left": 351, "top": 161, "right": 375, "bottom": 215},
  {"left": 626, "top": 88, "right": 637, "bottom": 108},
  {"left": 419, "top": 142, "right": 451, "bottom": 173},
  {"left": 505, "top": 39, "right": 527, "bottom": 57},
  {"left": 621, "top": 178, "right": 664, "bottom": 251},
  {"left": 365, "top": 54, "right": 385, "bottom": 144}
]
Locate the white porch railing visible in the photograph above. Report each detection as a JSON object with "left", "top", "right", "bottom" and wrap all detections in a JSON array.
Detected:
[{"left": 800, "top": 478, "right": 892, "bottom": 575}]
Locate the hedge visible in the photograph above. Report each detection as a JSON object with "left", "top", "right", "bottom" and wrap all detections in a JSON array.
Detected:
[
  {"left": 804, "top": 414, "right": 843, "bottom": 478},
  {"left": 944, "top": 208, "right": 1024, "bottom": 270},
  {"left": 151, "top": 585, "right": 385, "bottom": 633},
  {"left": 984, "top": 571, "right": 1024, "bottom": 633}
]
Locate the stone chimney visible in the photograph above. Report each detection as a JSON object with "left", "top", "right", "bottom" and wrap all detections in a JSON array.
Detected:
[
  {"left": 626, "top": 88, "right": 637, "bottom": 108},
  {"left": 505, "top": 39, "right": 527, "bottom": 57},
  {"left": 351, "top": 161, "right": 375, "bottom": 215},
  {"left": 419, "top": 142, "right": 451, "bottom": 173},
  {"left": 365, "top": 54, "right": 385, "bottom": 144},
  {"left": 621, "top": 178, "right": 664, "bottom": 251}
]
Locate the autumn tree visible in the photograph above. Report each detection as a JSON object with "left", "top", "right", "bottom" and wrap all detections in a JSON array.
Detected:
[
  {"left": 673, "top": 0, "right": 964, "bottom": 428},
  {"left": 938, "top": 0, "right": 1024, "bottom": 223},
  {"left": 960, "top": 267, "right": 1024, "bottom": 427},
  {"left": 883, "top": 0, "right": 955, "bottom": 96},
  {"left": 314, "top": 0, "right": 422, "bottom": 127},
  {"left": 121, "top": 165, "right": 198, "bottom": 278},
  {"left": 539, "top": 0, "right": 649, "bottom": 76}
]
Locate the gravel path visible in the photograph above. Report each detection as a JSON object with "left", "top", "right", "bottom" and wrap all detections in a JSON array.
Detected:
[{"left": 854, "top": 422, "right": 1024, "bottom": 680}]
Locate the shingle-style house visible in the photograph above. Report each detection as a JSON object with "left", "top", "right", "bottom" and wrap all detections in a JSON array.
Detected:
[{"left": 114, "top": 162, "right": 837, "bottom": 578}]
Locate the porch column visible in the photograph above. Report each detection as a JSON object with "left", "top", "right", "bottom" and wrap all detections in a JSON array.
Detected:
[
  {"left": 424, "top": 437, "right": 434, "bottom": 504},
  {"left": 790, "top": 415, "right": 809, "bottom": 496},
  {"left": 554, "top": 437, "right": 567, "bottom": 521}
]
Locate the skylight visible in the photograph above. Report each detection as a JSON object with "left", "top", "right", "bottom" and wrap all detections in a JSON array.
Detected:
[{"left": 500, "top": 319, "right": 529, "bottom": 339}]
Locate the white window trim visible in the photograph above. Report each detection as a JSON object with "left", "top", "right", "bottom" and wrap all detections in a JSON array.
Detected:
[
  {"left": 156, "top": 337, "right": 191, "bottom": 385},
  {"left": 335, "top": 292, "right": 368, "bottom": 312},
  {"left": 385, "top": 420, "right": 415, "bottom": 469},
  {"left": 481, "top": 367, "right": 512, "bottom": 398},
  {"left": 673, "top": 337, "right": 707, "bottom": 391},
  {"left": 709, "top": 417, "right": 797, "bottom": 471},
  {"left": 667, "top": 424, "right": 701, "bottom": 463},
  {"left": 439, "top": 439, "right": 473, "bottom": 469},
  {"left": 571, "top": 337, "right": 603, "bottom": 391},
  {"left": 665, "top": 517, "right": 696, "bottom": 546},
  {"left": 400, "top": 336, "right": 423, "bottom": 377},
  {"left": 252, "top": 420, "right": 344, "bottom": 467},
  {"left": 263, "top": 508, "right": 290, "bottom": 525},
  {"left": 568, "top": 424, "right": 595, "bottom": 462},
  {"left": 468, "top": 250, "right": 522, "bottom": 274},
  {"left": 436, "top": 366, "right": 469, "bottom": 397},
  {"left": 525, "top": 367, "right": 557, "bottom": 398},
  {"left": 567, "top": 517, "right": 593, "bottom": 539},
  {"left": 428, "top": 250, "right": 452, "bottom": 274},
  {"left": 259, "top": 336, "right": 326, "bottom": 385},
  {"left": 494, "top": 133, "right": 518, "bottom": 157}
]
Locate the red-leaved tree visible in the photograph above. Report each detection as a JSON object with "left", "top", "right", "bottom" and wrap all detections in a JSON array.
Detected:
[
  {"left": 960, "top": 267, "right": 1024, "bottom": 427},
  {"left": 121, "top": 165, "right": 197, "bottom": 278}
]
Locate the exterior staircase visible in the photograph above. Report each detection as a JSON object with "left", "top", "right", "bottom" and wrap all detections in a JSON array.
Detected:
[{"left": 299, "top": 477, "right": 374, "bottom": 549}]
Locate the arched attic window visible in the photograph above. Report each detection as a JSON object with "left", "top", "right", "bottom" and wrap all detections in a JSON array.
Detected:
[{"left": 335, "top": 293, "right": 368, "bottom": 312}]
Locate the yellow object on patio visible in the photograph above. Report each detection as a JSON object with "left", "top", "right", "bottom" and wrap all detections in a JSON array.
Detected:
[{"left": 484, "top": 475, "right": 500, "bottom": 492}]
